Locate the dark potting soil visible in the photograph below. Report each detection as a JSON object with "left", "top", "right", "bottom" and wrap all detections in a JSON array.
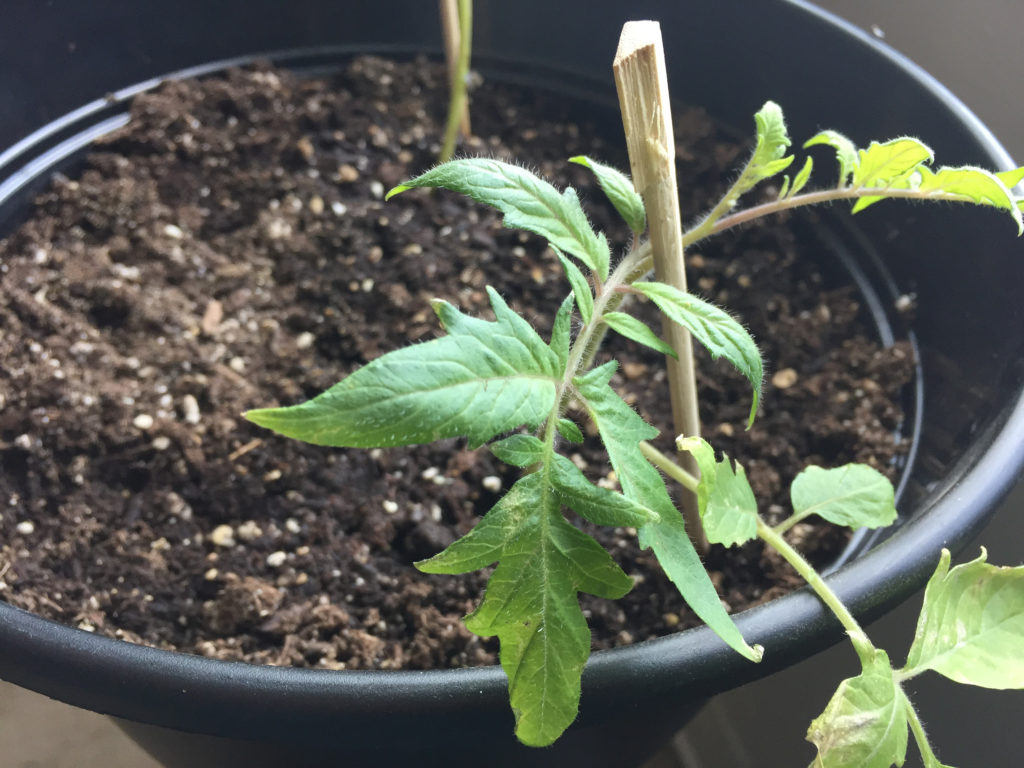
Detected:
[{"left": 0, "top": 57, "right": 913, "bottom": 670}]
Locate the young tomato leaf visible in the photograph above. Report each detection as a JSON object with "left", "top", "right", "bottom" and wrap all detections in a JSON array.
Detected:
[
  {"left": 789, "top": 155, "right": 814, "bottom": 197},
  {"left": 569, "top": 155, "right": 646, "bottom": 234},
  {"left": 790, "top": 464, "right": 897, "bottom": 530},
  {"left": 490, "top": 434, "right": 545, "bottom": 467},
  {"left": 557, "top": 251, "right": 594, "bottom": 323},
  {"left": 632, "top": 281, "right": 762, "bottom": 427},
  {"left": 995, "top": 166, "right": 1024, "bottom": 189},
  {"left": 556, "top": 417, "right": 584, "bottom": 444},
  {"left": 807, "top": 649, "right": 908, "bottom": 768},
  {"left": 903, "top": 548, "right": 1024, "bottom": 688},
  {"left": 245, "top": 287, "right": 562, "bottom": 449},
  {"left": 550, "top": 453, "right": 655, "bottom": 527},
  {"left": 551, "top": 293, "right": 574, "bottom": 370},
  {"left": 739, "top": 101, "right": 795, "bottom": 193},
  {"left": 417, "top": 472, "right": 634, "bottom": 747},
  {"left": 387, "top": 158, "right": 610, "bottom": 279},
  {"left": 601, "top": 311, "right": 677, "bottom": 359},
  {"left": 915, "top": 166, "right": 1023, "bottom": 233},
  {"left": 677, "top": 436, "right": 757, "bottom": 547},
  {"left": 851, "top": 137, "right": 933, "bottom": 212},
  {"left": 805, "top": 129, "right": 859, "bottom": 185},
  {"left": 576, "top": 363, "right": 763, "bottom": 662}
]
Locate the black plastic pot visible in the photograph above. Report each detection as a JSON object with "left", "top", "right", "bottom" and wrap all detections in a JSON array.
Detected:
[{"left": 1, "top": 2, "right": 1022, "bottom": 767}]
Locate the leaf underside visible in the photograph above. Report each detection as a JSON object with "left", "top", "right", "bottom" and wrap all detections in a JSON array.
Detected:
[
  {"left": 904, "top": 548, "right": 1024, "bottom": 688},
  {"left": 790, "top": 464, "right": 897, "bottom": 530}
]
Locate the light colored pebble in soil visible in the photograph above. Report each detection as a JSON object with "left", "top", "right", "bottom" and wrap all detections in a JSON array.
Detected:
[
  {"left": 237, "top": 521, "right": 263, "bottom": 541},
  {"left": 266, "top": 551, "right": 287, "bottom": 568},
  {"left": 382, "top": 500, "right": 399, "bottom": 515},
  {"left": 296, "top": 332, "right": 315, "bottom": 350},
  {"left": 182, "top": 394, "right": 201, "bottom": 424},
  {"left": 482, "top": 475, "right": 502, "bottom": 492},
  {"left": 771, "top": 368, "right": 799, "bottom": 389},
  {"left": 285, "top": 518, "right": 301, "bottom": 534},
  {"left": 133, "top": 413, "right": 155, "bottom": 430},
  {"left": 209, "top": 524, "right": 236, "bottom": 548},
  {"left": 15, "top": 521, "right": 35, "bottom": 535}
]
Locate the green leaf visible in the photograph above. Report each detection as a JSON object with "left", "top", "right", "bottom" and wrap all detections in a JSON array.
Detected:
[
  {"left": 387, "top": 158, "right": 610, "bottom": 278},
  {"left": 490, "top": 434, "right": 545, "bottom": 467},
  {"left": 246, "top": 287, "right": 562, "bottom": 450},
  {"left": 789, "top": 155, "right": 814, "bottom": 197},
  {"left": 575, "top": 363, "right": 762, "bottom": 662},
  {"left": 807, "top": 649, "right": 908, "bottom": 768},
  {"left": 557, "top": 251, "right": 594, "bottom": 323},
  {"left": 633, "top": 281, "right": 763, "bottom": 427},
  {"left": 804, "top": 129, "right": 859, "bottom": 185},
  {"left": 556, "top": 417, "right": 584, "bottom": 444},
  {"left": 903, "top": 548, "right": 1024, "bottom": 688},
  {"left": 790, "top": 464, "right": 897, "bottom": 530},
  {"left": 739, "top": 101, "right": 795, "bottom": 193},
  {"left": 569, "top": 155, "right": 646, "bottom": 234},
  {"left": 551, "top": 293, "right": 574, "bottom": 371},
  {"left": 550, "top": 453, "right": 655, "bottom": 528},
  {"left": 417, "top": 472, "right": 633, "bottom": 746},
  {"left": 602, "top": 311, "right": 677, "bottom": 359},
  {"left": 915, "top": 165, "right": 1023, "bottom": 234},
  {"left": 851, "top": 137, "right": 933, "bottom": 213},
  {"left": 995, "top": 166, "right": 1024, "bottom": 189},
  {"left": 677, "top": 436, "right": 757, "bottom": 547}
]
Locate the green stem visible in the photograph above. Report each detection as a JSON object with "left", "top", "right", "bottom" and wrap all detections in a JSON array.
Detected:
[
  {"left": 756, "top": 517, "right": 874, "bottom": 659},
  {"left": 772, "top": 508, "right": 814, "bottom": 536},
  {"left": 439, "top": 0, "right": 472, "bottom": 162},
  {"left": 639, "top": 441, "right": 699, "bottom": 493},
  {"left": 902, "top": 691, "right": 945, "bottom": 766}
]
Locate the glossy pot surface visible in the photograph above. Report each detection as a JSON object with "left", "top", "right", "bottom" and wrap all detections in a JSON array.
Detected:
[{"left": 1, "top": 2, "right": 1021, "bottom": 766}]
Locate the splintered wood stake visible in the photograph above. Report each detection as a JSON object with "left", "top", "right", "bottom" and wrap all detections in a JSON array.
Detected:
[
  {"left": 614, "top": 21, "right": 707, "bottom": 552},
  {"left": 439, "top": 0, "right": 472, "bottom": 138}
]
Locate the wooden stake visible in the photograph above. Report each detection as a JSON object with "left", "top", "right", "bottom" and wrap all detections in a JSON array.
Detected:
[
  {"left": 613, "top": 21, "right": 707, "bottom": 552},
  {"left": 439, "top": 0, "right": 471, "bottom": 138}
]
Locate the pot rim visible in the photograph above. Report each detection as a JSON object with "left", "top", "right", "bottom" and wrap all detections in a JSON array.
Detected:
[{"left": 1, "top": 0, "right": 1022, "bottom": 735}]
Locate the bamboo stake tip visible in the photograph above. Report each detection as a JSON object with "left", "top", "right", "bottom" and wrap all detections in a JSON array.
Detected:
[{"left": 614, "top": 20, "right": 662, "bottom": 65}]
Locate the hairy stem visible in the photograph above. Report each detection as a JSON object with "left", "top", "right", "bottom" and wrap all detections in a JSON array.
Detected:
[
  {"left": 639, "top": 441, "right": 699, "bottom": 492},
  {"left": 756, "top": 517, "right": 874, "bottom": 659}
]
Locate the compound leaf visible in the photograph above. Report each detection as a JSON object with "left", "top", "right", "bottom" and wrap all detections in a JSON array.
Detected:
[
  {"left": 677, "top": 436, "right": 757, "bottom": 547},
  {"left": 570, "top": 155, "right": 646, "bottom": 234},
  {"left": 807, "top": 649, "right": 908, "bottom": 768},
  {"left": 417, "top": 472, "right": 633, "bottom": 746},
  {"left": 903, "top": 548, "right": 1024, "bottom": 688},
  {"left": 388, "top": 157, "right": 610, "bottom": 278},
  {"left": 633, "top": 281, "right": 762, "bottom": 427},
  {"left": 602, "top": 311, "right": 677, "bottom": 359},
  {"left": 851, "top": 137, "right": 933, "bottom": 212},
  {"left": 246, "top": 287, "right": 561, "bottom": 449},
  {"left": 575, "top": 363, "right": 762, "bottom": 662},
  {"left": 790, "top": 464, "right": 897, "bottom": 530}
]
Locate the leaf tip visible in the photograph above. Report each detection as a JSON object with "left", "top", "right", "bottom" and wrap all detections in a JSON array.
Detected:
[{"left": 384, "top": 184, "right": 410, "bottom": 201}]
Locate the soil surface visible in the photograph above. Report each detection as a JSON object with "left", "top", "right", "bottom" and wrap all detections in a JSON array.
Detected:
[{"left": 0, "top": 57, "right": 913, "bottom": 670}]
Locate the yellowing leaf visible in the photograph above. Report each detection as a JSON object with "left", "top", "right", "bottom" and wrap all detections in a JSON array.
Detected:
[
  {"left": 807, "top": 649, "right": 908, "bottom": 768},
  {"left": 916, "top": 165, "right": 1023, "bottom": 233},
  {"left": 677, "top": 436, "right": 757, "bottom": 547},
  {"left": 903, "top": 548, "right": 1024, "bottom": 688},
  {"left": 790, "top": 464, "right": 897, "bottom": 530}
]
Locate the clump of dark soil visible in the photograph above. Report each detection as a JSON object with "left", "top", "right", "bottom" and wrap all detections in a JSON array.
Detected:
[{"left": 0, "top": 56, "right": 913, "bottom": 670}]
